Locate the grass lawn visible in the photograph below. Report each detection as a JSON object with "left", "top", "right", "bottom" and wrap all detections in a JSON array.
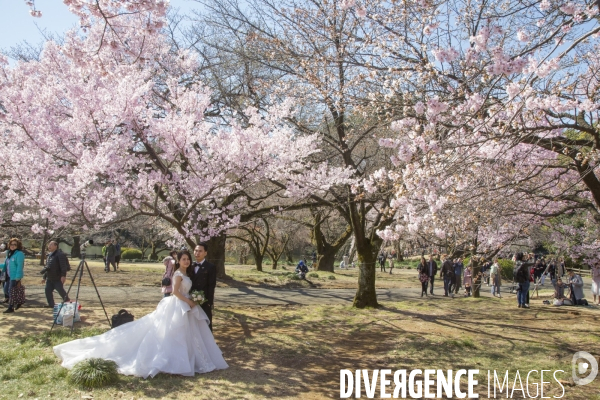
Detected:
[
  {"left": 1, "top": 295, "right": 599, "bottom": 399},
  {"left": 21, "top": 259, "right": 437, "bottom": 290}
]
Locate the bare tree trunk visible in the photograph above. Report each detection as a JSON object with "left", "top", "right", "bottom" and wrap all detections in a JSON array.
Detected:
[
  {"left": 316, "top": 251, "right": 337, "bottom": 272},
  {"left": 285, "top": 248, "right": 293, "bottom": 263},
  {"left": 253, "top": 251, "right": 264, "bottom": 272},
  {"left": 149, "top": 242, "right": 159, "bottom": 260},
  {"left": 348, "top": 236, "right": 356, "bottom": 264}
]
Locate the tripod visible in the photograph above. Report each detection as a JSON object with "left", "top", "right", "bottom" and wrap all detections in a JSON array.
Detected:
[{"left": 50, "top": 251, "right": 112, "bottom": 334}]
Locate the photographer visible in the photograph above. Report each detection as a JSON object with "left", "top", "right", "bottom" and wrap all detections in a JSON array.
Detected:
[
  {"left": 41, "top": 241, "right": 70, "bottom": 308},
  {"left": 295, "top": 260, "right": 309, "bottom": 279},
  {"left": 566, "top": 269, "right": 587, "bottom": 306}
]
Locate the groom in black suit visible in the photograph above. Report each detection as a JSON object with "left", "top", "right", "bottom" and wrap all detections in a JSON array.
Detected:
[{"left": 191, "top": 243, "right": 217, "bottom": 331}]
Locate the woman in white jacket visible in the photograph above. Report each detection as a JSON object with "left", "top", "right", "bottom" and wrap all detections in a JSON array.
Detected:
[{"left": 591, "top": 263, "right": 600, "bottom": 305}]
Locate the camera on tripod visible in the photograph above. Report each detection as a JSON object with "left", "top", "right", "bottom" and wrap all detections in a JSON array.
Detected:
[{"left": 80, "top": 239, "right": 94, "bottom": 251}]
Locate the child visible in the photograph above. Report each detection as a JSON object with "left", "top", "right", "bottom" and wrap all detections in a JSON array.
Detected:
[{"left": 464, "top": 283, "right": 472, "bottom": 297}]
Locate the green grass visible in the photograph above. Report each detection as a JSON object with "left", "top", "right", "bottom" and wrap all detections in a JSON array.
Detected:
[
  {"left": 69, "top": 358, "right": 119, "bottom": 388},
  {"left": 1, "top": 298, "right": 599, "bottom": 399}
]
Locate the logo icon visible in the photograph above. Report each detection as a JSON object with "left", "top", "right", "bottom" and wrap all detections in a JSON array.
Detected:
[{"left": 572, "top": 351, "right": 598, "bottom": 386}]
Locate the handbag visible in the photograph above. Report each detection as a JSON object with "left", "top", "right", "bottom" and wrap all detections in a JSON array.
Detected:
[
  {"left": 161, "top": 277, "right": 171, "bottom": 286},
  {"left": 9, "top": 281, "right": 25, "bottom": 306},
  {"left": 111, "top": 309, "right": 134, "bottom": 328}
]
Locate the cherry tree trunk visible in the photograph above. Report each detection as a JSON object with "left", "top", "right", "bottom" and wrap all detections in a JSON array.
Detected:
[
  {"left": 39, "top": 231, "right": 49, "bottom": 266},
  {"left": 472, "top": 258, "right": 482, "bottom": 298},
  {"left": 206, "top": 233, "right": 227, "bottom": 279},
  {"left": 71, "top": 236, "right": 81, "bottom": 259},
  {"left": 353, "top": 242, "right": 379, "bottom": 308}
]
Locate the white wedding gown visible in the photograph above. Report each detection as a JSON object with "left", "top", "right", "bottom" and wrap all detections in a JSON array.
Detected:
[{"left": 54, "top": 271, "right": 228, "bottom": 378}]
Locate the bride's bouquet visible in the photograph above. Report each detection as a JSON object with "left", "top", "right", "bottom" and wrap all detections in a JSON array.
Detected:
[{"left": 190, "top": 290, "right": 207, "bottom": 306}]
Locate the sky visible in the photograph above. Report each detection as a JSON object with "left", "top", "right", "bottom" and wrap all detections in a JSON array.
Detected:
[{"left": 0, "top": 0, "right": 200, "bottom": 53}]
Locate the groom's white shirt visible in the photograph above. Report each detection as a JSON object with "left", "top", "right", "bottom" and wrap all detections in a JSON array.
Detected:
[{"left": 194, "top": 259, "right": 205, "bottom": 274}]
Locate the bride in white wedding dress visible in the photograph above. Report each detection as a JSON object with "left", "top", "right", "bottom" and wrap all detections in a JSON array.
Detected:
[{"left": 54, "top": 250, "right": 228, "bottom": 378}]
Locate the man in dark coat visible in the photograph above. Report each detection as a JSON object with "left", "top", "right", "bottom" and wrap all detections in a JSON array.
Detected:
[
  {"left": 42, "top": 241, "right": 70, "bottom": 308},
  {"left": 190, "top": 243, "right": 217, "bottom": 331},
  {"left": 427, "top": 254, "right": 438, "bottom": 295},
  {"left": 440, "top": 255, "right": 455, "bottom": 297}
]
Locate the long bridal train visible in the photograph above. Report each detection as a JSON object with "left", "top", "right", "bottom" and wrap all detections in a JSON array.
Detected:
[{"left": 54, "top": 271, "right": 228, "bottom": 378}]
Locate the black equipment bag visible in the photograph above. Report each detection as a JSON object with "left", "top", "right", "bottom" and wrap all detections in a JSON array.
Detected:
[{"left": 111, "top": 309, "right": 134, "bottom": 328}]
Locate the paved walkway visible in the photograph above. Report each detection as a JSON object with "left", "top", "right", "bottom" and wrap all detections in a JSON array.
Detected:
[{"left": 21, "top": 282, "right": 569, "bottom": 308}]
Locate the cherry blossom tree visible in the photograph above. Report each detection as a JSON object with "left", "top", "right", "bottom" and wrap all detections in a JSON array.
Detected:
[
  {"left": 0, "top": 4, "right": 351, "bottom": 278},
  {"left": 349, "top": 0, "right": 600, "bottom": 260},
  {"left": 194, "top": 0, "right": 397, "bottom": 307}
]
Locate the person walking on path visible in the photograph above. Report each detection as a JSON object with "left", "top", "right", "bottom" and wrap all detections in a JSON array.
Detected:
[
  {"left": 440, "top": 255, "right": 455, "bottom": 297},
  {"left": 591, "top": 262, "right": 600, "bottom": 305},
  {"left": 417, "top": 256, "right": 429, "bottom": 297},
  {"left": 427, "top": 254, "right": 438, "bottom": 295},
  {"left": 388, "top": 255, "right": 394, "bottom": 275},
  {"left": 42, "top": 240, "right": 71, "bottom": 308},
  {"left": 490, "top": 258, "right": 502, "bottom": 298},
  {"left": 104, "top": 240, "right": 117, "bottom": 273},
  {"left": 463, "top": 265, "right": 473, "bottom": 296},
  {"left": 452, "top": 258, "right": 463, "bottom": 294},
  {"left": 2, "top": 238, "right": 25, "bottom": 314},
  {"left": 379, "top": 252, "right": 386, "bottom": 273}
]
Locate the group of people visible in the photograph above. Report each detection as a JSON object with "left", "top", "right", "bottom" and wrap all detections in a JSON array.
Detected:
[
  {"left": 101, "top": 239, "right": 121, "bottom": 272},
  {"left": 413, "top": 251, "right": 600, "bottom": 308},
  {"left": 417, "top": 254, "right": 476, "bottom": 298},
  {"left": 0, "top": 238, "right": 26, "bottom": 313},
  {"left": 160, "top": 244, "right": 217, "bottom": 330},
  {"left": 513, "top": 252, "right": 600, "bottom": 307},
  {"left": 378, "top": 251, "right": 396, "bottom": 274},
  {"left": 0, "top": 238, "right": 72, "bottom": 314}
]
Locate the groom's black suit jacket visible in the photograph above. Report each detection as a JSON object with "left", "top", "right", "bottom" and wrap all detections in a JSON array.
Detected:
[{"left": 190, "top": 260, "right": 217, "bottom": 329}]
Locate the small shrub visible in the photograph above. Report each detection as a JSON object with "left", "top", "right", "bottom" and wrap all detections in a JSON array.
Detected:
[
  {"left": 308, "top": 272, "right": 319, "bottom": 278},
  {"left": 68, "top": 358, "right": 119, "bottom": 388},
  {"left": 120, "top": 249, "right": 142, "bottom": 260},
  {"left": 498, "top": 259, "right": 515, "bottom": 281},
  {"left": 407, "top": 266, "right": 412, "bottom": 269},
  {"left": 327, "top": 275, "right": 336, "bottom": 280}
]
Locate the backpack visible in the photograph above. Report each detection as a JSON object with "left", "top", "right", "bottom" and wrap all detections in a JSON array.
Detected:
[
  {"left": 59, "top": 250, "right": 71, "bottom": 272},
  {"left": 514, "top": 262, "right": 527, "bottom": 283}
]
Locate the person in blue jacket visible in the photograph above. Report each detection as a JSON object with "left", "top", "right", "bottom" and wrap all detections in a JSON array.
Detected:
[{"left": 2, "top": 238, "right": 25, "bottom": 313}]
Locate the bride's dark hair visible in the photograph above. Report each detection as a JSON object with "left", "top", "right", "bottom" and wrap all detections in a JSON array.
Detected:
[{"left": 175, "top": 249, "right": 193, "bottom": 276}]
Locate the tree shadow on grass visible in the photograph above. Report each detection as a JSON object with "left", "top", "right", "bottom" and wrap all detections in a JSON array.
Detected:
[{"left": 2, "top": 300, "right": 599, "bottom": 399}]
